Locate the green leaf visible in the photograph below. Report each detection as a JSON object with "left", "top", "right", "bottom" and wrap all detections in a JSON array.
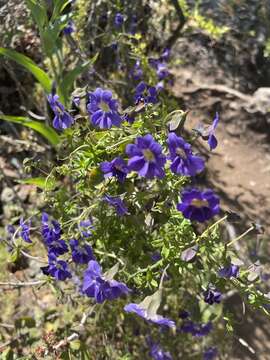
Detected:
[
  {"left": 25, "top": 0, "right": 48, "bottom": 30},
  {"left": 15, "top": 317, "right": 36, "bottom": 329},
  {"left": 17, "top": 177, "right": 56, "bottom": 190},
  {"left": 1, "top": 348, "right": 14, "bottom": 360},
  {"left": 51, "top": 0, "right": 72, "bottom": 22},
  {"left": 58, "top": 55, "right": 98, "bottom": 104},
  {"left": 41, "top": 14, "right": 69, "bottom": 56},
  {"left": 0, "top": 48, "right": 52, "bottom": 93},
  {"left": 0, "top": 115, "right": 59, "bottom": 146}
]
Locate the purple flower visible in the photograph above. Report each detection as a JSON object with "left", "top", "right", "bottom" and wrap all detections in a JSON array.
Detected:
[
  {"left": 87, "top": 88, "right": 122, "bottom": 129},
  {"left": 20, "top": 218, "right": 32, "bottom": 243},
  {"left": 131, "top": 60, "right": 143, "bottom": 81},
  {"left": 218, "top": 264, "right": 239, "bottom": 278},
  {"left": 149, "top": 343, "right": 172, "bottom": 360},
  {"left": 203, "top": 287, "right": 222, "bottom": 305},
  {"left": 151, "top": 251, "right": 162, "bottom": 262},
  {"left": 156, "top": 81, "right": 164, "bottom": 92},
  {"left": 124, "top": 290, "right": 175, "bottom": 328},
  {"left": 70, "top": 239, "right": 95, "bottom": 264},
  {"left": 167, "top": 133, "right": 204, "bottom": 176},
  {"left": 114, "top": 13, "right": 124, "bottom": 27},
  {"left": 79, "top": 219, "right": 94, "bottom": 238},
  {"left": 41, "top": 213, "right": 68, "bottom": 256},
  {"left": 161, "top": 48, "right": 171, "bottom": 62},
  {"left": 126, "top": 134, "right": 166, "bottom": 179},
  {"left": 179, "top": 310, "right": 190, "bottom": 319},
  {"left": 134, "top": 82, "right": 158, "bottom": 105},
  {"left": 208, "top": 113, "right": 219, "bottom": 150},
  {"left": 177, "top": 188, "right": 220, "bottom": 223},
  {"left": 42, "top": 213, "right": 61, "bottom": 244},
  {"left": 100, "top": 157, "right": 129, "bottom": 183},
  {"left": 122, "top": 113, "right": 135, "bottom": 124},
  {"left": 203, "top": 347, "right": 218, "bottom": 360},
  {"left": 111, "top": 42, "right": 118, "bottom": 51},
  {"left": 129, "top": 15, "right": 137, "bottom": 34},
  {"left": 63, "top": 20, "right": 75, "bottom": 35},
  {"left": 124, "top": 303, "right": 175, "bottom": 327},
  {"left": 181, "top": 320, "right": 212, "bottom": 337},
  {"left": 6, "top": 225, "right": 17, "bottom": 246},
  {"left": 73, "top": 96, "right": 80, "bottom": 107},
  {"left": 47, "top": 94, "right": 74, "bottom": 130},
  {"left": 156, "top": 63, "right": 169, "bottom": 80},
  {"left": 104, "top": 195, "right": 128, "bottom": 216},
  {"left": 195, "top": 113, "right": 219, "bottom": 151},
  {"left": 82, "top": 260, "right": 129, "bottom": 303},
  {"left": 41, "top": 253, "right": 72, "bottom": 281}
]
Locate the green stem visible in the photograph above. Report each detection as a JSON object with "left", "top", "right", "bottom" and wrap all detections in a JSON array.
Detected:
[
  {"left": 197, "top": 215, "right": 228, "bottom": 241},
  {"left": 128, "top": 259, "right": 163, "bottom": 280},
  {"left": 227, "top": 226, "right": 254, "bottom": 247}
]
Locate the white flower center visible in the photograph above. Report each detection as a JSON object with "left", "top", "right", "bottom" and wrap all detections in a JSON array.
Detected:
[
  {"left": 100, "top": 101, "right": 111, "bottom": 113},
  {"left": 190, "top": 199, "right": 209, "bottom": 208},
  {"left": 143, "top": 149, "right": 155, "bottom": 162},
  {"left": 176, "top": 147, "right": 186, "bottom": 158}
]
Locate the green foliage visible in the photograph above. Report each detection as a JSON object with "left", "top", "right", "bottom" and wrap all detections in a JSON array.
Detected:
[
  {"left": 58, "top": 55, "right": 98, "bottom": 104},
  {"left": 0, "top": 47, "right": 52, "bottom": 93},
  {"left": 192, "top": 8, "right": 230, "bottom": 39},
  {"left": 0, "top": 115, "right": 59, "bottom": 146}
]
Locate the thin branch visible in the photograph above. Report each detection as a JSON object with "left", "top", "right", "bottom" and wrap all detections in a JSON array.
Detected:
[
  {"left": 20, "top": 249, "right": 48, "bottom": 264},
  {"left": 53, "top": 305, "right": 96, "bottom": 350},
  {"left": 0, "top": 280, "right": 45, "bottom": 288}
]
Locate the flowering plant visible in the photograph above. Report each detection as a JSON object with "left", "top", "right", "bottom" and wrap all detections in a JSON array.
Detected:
[{"left": 0, "top": 1, "right": 269, "bottom": 359}]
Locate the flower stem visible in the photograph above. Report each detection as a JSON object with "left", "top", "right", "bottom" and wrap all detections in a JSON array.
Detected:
[{"left": 227, "top": 226, "right": 255, "bottom": 247}]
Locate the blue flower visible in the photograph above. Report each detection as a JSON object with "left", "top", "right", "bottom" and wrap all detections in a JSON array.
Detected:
[
  {"left": 126, "top": 134, "right": 166, "bottom": 179},
  {"left": 41, "top": 213, "right": 68, "bottom": 256},
  {"left": 131, "top": 60, "right": 143, "bottom": 81},
  {"left": 160, "top": 48, "right": 171, "bottom": 62},
  {"left": 20, "top": 218, "right": 32, "bottom": 243},
  {"left": 73, "top": 96, "right": 80, "bottom": 107},
  {"left": 167, "top": 133, "right": 204, "bottom": 176},
  {"left": 181, "top": 320, "right": 212, "bottom": 337},
  {"left": 124, "top": 290, "right": 175, "bottom": 328},
  {"left": 41, "top": 253, "right": 72, "bottom": 281},
  {"left": 149, "top": 343, "right": 172, "bottom": 360},
  {"left": 63, "top": 20, "right": 75, "bottom": 35},
  {"left": 177, "top": 188, "right": 220, "bottom": 223},
  {"left": 70, "top": 239, "right": 95, "bottom": 264},
  {"left": 6, "top": 224, "right": 17, "bottom": 245},
  {"left": 82, "top": 260, "right": 130, "bottom": 303},
  {"left": 87, "top": 88, "right": 122, "bottom": 129},
  {"left": 208, "top": 113, "right": 219, "bottom": 150},
  {"left": 203, "top": 287, "right": 222, "bottom": 305},
  {"left": 47, "top": 94, "right": 74, "bottom": 130},
  {"left": 134, "top": 82, "right": 158, "bottom": 105},
  {"left": 79, "top": 219, "right": 94, "bottom": 238},
  {"left": 129, "top": 15, "right": 137, "bottom": 35},
  {"left": 124, "top": 303, "right": 175, "bottom": 327},
  {"left": 156, "top": 63, "right": 169, "bottom": 80},
  {"left": 151, "top": 251, "right": 162, "bottom": 263},
  {"left": 114, "top": 13, "right": 124, "bottom": 27},
  {"left": 203, "top": 347, "right": 218, "bottom": 360},
  {"left": 122, "top": 113, "right": 135, "bottom": 124},
  {"left": 104, "top": 195, "right": 128, "bottom": 216},
  {"left": 195, "top": 113, "right": 219, "bottom": 151},
  {"left": 179, "top": 310, "right": 190, "bottom": 319},
  {"left": 218, "top": 264, "right": 239, "bottom": 278},
  {"left": 100, "top": 157, "right": 129, "bottom": 183}
]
